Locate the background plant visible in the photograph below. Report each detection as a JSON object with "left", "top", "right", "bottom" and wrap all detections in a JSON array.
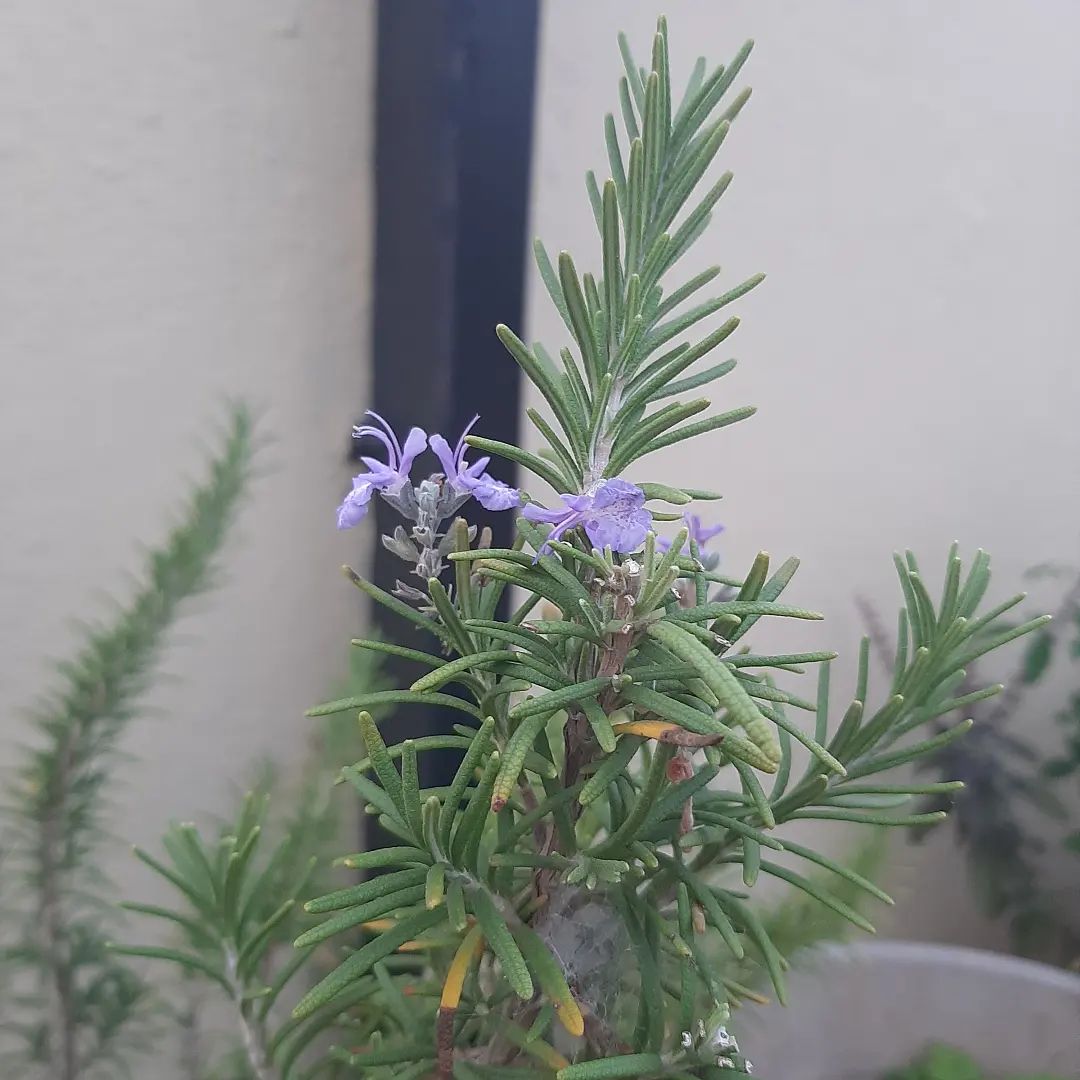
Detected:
[
  {"left": 124, "top": 19, "right": 1047, "bottom": 1080},
  {"left": 861, "top": 565, "right": 1080, "bottom": 965},
  {"left": 0, "top": 404, "right": 396, "bottom": 1079},
  {"left": 116, "top": 645, "right": 386, "bottom": 1080},
  {"left": 887, "top": 1043, "right": 1066, "bottom": 1080},
  {"left": 0, "top": 405, "right": 254, "bottom": 1079}
]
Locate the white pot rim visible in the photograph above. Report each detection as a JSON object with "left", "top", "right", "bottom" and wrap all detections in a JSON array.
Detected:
[
  {"left": 736, "top": 938, "right": 1080, "bottom": 1077},
  {"left": 814, "top": 938, "right": 1080, "bottom": 995}
]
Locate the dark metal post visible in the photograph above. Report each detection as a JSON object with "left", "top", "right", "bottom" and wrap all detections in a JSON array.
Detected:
[{"left": 363, "top": 0, "right": 540, "bottom": 792}]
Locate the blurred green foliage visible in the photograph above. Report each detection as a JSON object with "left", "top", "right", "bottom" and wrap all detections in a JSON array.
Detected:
[{"left": 888, "top": 1043, "right": 1066, "bottom": 1080}]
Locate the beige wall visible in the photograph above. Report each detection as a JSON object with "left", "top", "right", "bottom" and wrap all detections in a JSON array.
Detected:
[
  {"left": 526, "top": 1, "right": 1080, "bottom": 945},
  {"left": 0, "top": 0, "right": 375, "bottom": 955},
  {"left": 2, "top": 0, "right": 1079, "bottom": 1053}
]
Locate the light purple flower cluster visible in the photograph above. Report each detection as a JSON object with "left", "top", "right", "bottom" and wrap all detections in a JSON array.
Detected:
[
  {"left": 657, "top": 514, "right": 725, "bottom": 554},
  {"left": 523, "top": 478, "right": 652, "bottom": 554},
  {"left": 657, "top": 513, "right": 725, "bottom": 571},
  {"left": 336, "top": 413, "right": 427, "bottom": 530},
  {"left": 430, "top": 417, "right": 521, "bottom": 512},
  {"left": 336, "top": 415, "right": 702, "bottom": 567},
  {"left": 336, "top": 412, "right": 520, "bottom": 530}
]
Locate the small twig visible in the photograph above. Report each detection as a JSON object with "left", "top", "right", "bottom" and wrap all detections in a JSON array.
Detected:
[
  {"left": 225, "top": 948, "right": 276, "bottom": 1080},
  {"left": 177, "top": 984, "right": 205, "bottom": 1080},
  {"left": 40, "top": 731, "right": 78, "bottom": 1080}
]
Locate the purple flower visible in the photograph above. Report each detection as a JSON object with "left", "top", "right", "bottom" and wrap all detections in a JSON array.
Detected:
[
  {"left": 336, "top": 411, "right": 427, "bottom": 530},
  {"left": 430, "top": 415, "right": 521, "bottom": 512},
  {"left": 523, "top": 478, "right": 652, "bottom": 554},
  {"left": 657, "top": 514, "right": 725, "bottom": 554}
]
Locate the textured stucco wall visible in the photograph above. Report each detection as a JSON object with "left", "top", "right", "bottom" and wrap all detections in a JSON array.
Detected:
[
  {"left": 526, "top": 0, "right": 1080, "bottom": 947},
  {"left": 0, "top": 0, "right": 375, "bottom": 981}
]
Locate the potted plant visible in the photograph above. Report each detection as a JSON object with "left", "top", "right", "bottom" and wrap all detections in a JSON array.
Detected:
[{"left": 118, "top": 18, "right": 1055, "bottom": 1079}]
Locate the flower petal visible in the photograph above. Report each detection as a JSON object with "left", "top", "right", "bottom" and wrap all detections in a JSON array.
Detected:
[
  {"left": 591, "top": 477, "right": 645, "bottom": 512},
  {"left": 399, "top": 426, "right": 428, "bottom": 474},
  {"left": 685, "top": 514, "right": 724, "bottom": 545},
  {"left": 433, "top": 418, "right": 487, "bottom": 493},
  {"left": 465, "top": 473, "right": 521, "bottom": 511},
  {"left": 563, "top": 492, "right": 595, "bottom": 513},
  {"left": 359, "top": 456, "right": 400, "bottom": 486},
  {"left": 584, "top": 506, "right": 650, "bottom": 553},
  {"left": 522, "top": 503, "right": 569, "bottom": 525},
  {"left": 429, "top": 433, "right": 456, "bottom": 479},
  {"left": 336, "top": 481, "right": 374, "bottom": 530},
  {"left": 462, "top": 455, "right": 491, "bottom": 481}
]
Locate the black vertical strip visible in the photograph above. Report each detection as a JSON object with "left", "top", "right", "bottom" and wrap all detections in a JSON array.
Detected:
[
  {"left": 363, "top": 0, "right": 540, "bottom": 799},
  {"left": 447, "top": 1, "right": 538, "bottom": 544}
]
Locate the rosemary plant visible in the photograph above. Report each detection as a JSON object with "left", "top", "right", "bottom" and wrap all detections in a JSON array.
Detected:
[
  {"left": 122, "top": 20, "right": 1047, "bottom": 1079},
  {"left": 0, "top": 405, "right": 254, "bottom": 1079}
]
